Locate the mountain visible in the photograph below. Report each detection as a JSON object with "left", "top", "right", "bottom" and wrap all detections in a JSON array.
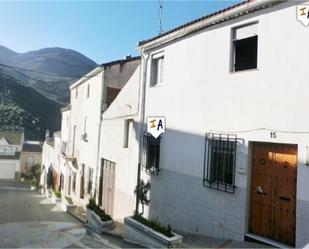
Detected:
[
  {"left": 0, "top": 46, "right": 97, "bottom": 103},
  {"left": 0, "top": 69, "right": 61, "bottom": 140}
]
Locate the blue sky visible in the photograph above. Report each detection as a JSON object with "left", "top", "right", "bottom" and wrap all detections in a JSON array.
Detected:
[{"left": 0, "top": 1, "right": 239, "bottom": 64}]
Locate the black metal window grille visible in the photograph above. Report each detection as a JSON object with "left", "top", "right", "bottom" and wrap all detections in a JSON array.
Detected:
[
  {"left": 203, "top": 133, "right": 237, "bottom": 194},
  {"left": 143, "top": 132, "right": 161, "bottom": 175}
]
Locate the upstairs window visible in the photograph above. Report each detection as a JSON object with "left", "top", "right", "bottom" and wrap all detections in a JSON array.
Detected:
[
  {"left": 151, "top": 53, "right": 164, "bottom": 86},
  {"left": 87, "top": 84, "right": 90, "bottom": 98},
  {"left": 203, "top": 133, "right": 237, "bottom": 194},
  {"left": 123, "top": 119, "right": 133, "bottom": 148},
  {"left": 232, "top": 23, "right": 258, "bottom": 72},
  {"left": 143, "top": 132, "right": 161, "bottom": 175},
  {"left": 75, "top": 87, "right": 78, "bottom": 98}
]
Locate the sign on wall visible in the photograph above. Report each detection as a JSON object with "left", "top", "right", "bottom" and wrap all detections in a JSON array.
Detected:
[
  {"left": 147, "top": 117, "right": 165, "bottom": 138},
  {"left": 297, "top": 5, "right": 309, "bottom": 26}
]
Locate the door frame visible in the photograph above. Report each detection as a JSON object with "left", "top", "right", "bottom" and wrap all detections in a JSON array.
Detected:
[{"left": 247, "top": 141, "right": 298, "bottom": 246}]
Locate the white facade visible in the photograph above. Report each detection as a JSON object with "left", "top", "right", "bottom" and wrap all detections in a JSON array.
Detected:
[
  {"left": 0, "top": 131, "right": 24, "bottom": 179},
  {"left": 139, "top": 1, "right": 309, "bottom": 247},
  {"left": 68, "top": 67, "right": 104, "bottom": 206},
  {"left": 99, "top": 65, "right": 141, "bottom": 221}
]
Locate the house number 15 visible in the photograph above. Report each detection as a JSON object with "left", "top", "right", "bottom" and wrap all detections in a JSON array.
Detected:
[{"left": 270, "top": 132, "right": 277, "bottom": 138}]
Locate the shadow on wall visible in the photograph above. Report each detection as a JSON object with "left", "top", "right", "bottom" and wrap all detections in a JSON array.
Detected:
[{"left": 131, "top": 120, "right": 251, "bottom": 238}]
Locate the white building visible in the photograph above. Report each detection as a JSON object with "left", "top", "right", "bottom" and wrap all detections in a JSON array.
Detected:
[
  {"left": 67, "top": 56, "right": 140, "bottom": 208},
  {"left": 0, "top": 131, "right": 24, "bottom": 179},
  {"left": 138, "top": 0, "right": 309, "bottom": 247},
  {"left": 99, "top": 64, "right": 141, "bottom": 221}
]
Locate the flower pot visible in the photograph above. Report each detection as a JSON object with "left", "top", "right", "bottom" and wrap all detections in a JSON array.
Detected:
[
  {"left": 86, "top": 208, "right": 114, "bottom": 233},
  {"left": 124, "top": 216, "right": 182, "bottom": 248}
]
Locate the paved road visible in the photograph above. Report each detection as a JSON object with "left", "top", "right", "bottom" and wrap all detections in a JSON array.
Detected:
[{"left": 0, "top": 180, "right": 122, "bottom": 248}]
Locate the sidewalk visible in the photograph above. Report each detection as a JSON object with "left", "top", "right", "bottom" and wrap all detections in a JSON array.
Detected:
[{"left": 102, "top": 222, "right": 271, "bottom": 248}]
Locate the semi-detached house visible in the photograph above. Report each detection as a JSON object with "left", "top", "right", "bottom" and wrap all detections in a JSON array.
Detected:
[
  {"left": 65, "top": 56, "right": 140, "bottom": 208},
  {"left": 138, "top": 0, "right": 309, "bottom": 247}
]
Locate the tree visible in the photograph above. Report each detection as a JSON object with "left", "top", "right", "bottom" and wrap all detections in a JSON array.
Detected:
[{"left": 134, "top": 179, "right": 151, "bottom": 215}]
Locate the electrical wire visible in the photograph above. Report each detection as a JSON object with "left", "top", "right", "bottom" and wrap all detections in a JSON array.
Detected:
[{"left": 209, "top": 128, "right": 309, "bottom": 134}]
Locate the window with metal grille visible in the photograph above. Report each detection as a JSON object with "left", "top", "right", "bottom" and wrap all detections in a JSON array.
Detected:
[
  {"left": 203, "top": 133, "right": 237, "bottom": 194},
  {"left": 143, "top": 132, "right": 161, "bottom": 175}
]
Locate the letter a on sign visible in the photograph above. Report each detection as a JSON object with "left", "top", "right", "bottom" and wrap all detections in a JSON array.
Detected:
[
  {"left": 297, "top": 5, "right": 309, "bottom": 26},
  {"left": 147, "top": 117, "right": 165, "bottom": 138}
]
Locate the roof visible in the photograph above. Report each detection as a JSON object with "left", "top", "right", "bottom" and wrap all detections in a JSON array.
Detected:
[
  {"left": 22, "top": 142, "right": 42, "bottom": 153},
  {"left": 100, "top": 56, "right": 140, "bottom": 67},
  {"left": 138, "top": 0, "right": 282, "bottom": 47},
  {"left": 70, "top": 56, "right": 141, "bottom": 90},
  {"left": 0, "top": 131, "right": 23, "bottom": 145},
  {"left": 45, "top": 138, "right": 54, "bottom": 147},
  {"left": 0, "top": 152, "right": 21, "bottom": 160},
  {"left": 61, "top": 105, "right": 71, "bottom": 112}
]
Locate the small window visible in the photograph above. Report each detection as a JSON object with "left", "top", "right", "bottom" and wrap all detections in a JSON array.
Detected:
[
  {"left": 82, "top": 117, "right": 88, "bottom": 141},
  {"left": 26, "top": 156, "right": 34, "bottom": 167},
  {"left": 143, "top": 132, "right": 161, "bottom": 175},
  {"left": 72, "top": 172, "right": 76, "bottom": 193},
  {"left": 75, "top": 87, "right": 78, "bottom": 98},
  {"left": 232, "top": 23, "right": 258, "bottom": 72},
  {"left": 87, "top": 84, "right": 90, "bottom": 98},
  {"left": 123, "top": 119, "right": 133, "bottom": 148},
  {"left": 203, "top": 133, "right": 237, "bottom": 194},
  {"left": 87, "top": 168, "right": 93, "bottom": 194},
  {"left": 151, "top": 54, "right": 164, "bottom": 86}
]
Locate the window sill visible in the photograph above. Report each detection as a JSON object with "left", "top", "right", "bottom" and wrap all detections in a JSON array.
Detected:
[
  {"left": 230, "top": 68, "right": 259, "bottom": 74},
  {"left": 150, "top": 83, "right": 164, "bottom": 88}
]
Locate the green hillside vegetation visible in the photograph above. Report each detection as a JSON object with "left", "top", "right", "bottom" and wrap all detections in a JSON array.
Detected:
[
  {"left": 0, "top": 69, "right": 61, "bottom": 140},
  {"left": 0, "top": 46, "right": 97, "bottom": 103}
]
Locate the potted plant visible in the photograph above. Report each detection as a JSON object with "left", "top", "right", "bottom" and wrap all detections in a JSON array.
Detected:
[
  {"left": 86, "top": 197, "right": 114, "bottom": 233},
  {"left": 61, "top": 196, "right": 75, "bottom": 212},
  {"left": 124, "top": 180, "right": 182, "bottom": 248},
  {"left": 20, "top": 172, "right": 25, "bottom": 182},
  {"left": 51, "top": 189, "right": 61, "bottom": 204},
  {"left": 30, "top": 177, "right": 37, "bottom": 191}
]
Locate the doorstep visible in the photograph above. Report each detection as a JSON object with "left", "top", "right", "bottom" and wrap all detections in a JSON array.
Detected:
[{"left": 245, "top": 233, "right": 293, "bottom": 248}]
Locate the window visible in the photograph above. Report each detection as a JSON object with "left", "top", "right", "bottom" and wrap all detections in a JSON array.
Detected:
[
  {"left": 75, "top": 87, "right": 78, "bottom": 98},
  {"left": 123, "top": 119, "right": 133, "bottom": 148},
  {"left": 151, "top": 53, "right": 164, "bottom": 86},
  {"left": 26, "top": 156, "right": 34, "bottom": 167},
  {"left": 82, "top": 117, "right": 88, "bottom": 141},
  {"left": 203, "top": 133, "right": 237, "bottom": 194},
  {"left": 143, "top": 133, "right": 161, "bottom": 174},
  {"left": 232, "top": 23, "right": 258, "bottom": 72},
  {"left": 87, "top": 84, "right": 90, "bottom": 98},
  {"left": 87, "top": 168, "right": 94, "bottom": 194},
  {"left": 72, "top": 172, "right": 76, "bottom": 193}
]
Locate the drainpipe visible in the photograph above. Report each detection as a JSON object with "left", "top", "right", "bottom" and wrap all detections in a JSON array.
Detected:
[
  {"left": 95, "top": 66, "right": 104, "bottom": 203},
  {"left": 135, "top": 50, "right": 149, "bottom": 215}
]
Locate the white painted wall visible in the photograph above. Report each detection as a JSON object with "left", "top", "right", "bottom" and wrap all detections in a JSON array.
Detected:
[
  {"left": 140, "top": 1, "right": 309, "bottom": 247},
  {"left": 100, "top": 66, "right": 141, "bottom": 221},
  {"left": 69, "top": 68, "right": 103, "bottom": 206}
]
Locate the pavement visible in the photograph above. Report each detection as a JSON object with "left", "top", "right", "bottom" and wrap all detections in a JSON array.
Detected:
[
  {"left": 0, "top": 179, "right": 271, "bottom": 248},
  {"left": 0, "top": 179, "right": 133, "bottom": 248}
]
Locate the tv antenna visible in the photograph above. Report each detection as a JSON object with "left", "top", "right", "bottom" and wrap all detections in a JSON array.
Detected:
[{"left": 158, "top": 0, "right": 164, "bottom": 34}]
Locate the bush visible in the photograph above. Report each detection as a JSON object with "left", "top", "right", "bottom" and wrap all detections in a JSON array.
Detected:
[
  {"left": 53, "top": 190, "right": 61, "bottom": 198},
  {"left": 87, "top": 198, "right": 112, "bottom": 222},
  {"left": 132, "top": 214, "right": 173, "bottom": 238},
  {"left": 31, "top": 177, "right": 37, "bottom": 187},
  {"left": 65, "top": 196, "right": 73, "bottom": 205}
]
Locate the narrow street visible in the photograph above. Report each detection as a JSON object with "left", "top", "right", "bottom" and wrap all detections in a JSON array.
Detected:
[{"left": 0, "top": 180, "right": 129, "bottom": 248}]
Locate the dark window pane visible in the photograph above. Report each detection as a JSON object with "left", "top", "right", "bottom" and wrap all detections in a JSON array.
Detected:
[{"left": 234, "top": 36, "right": 258, "bottom": 71}]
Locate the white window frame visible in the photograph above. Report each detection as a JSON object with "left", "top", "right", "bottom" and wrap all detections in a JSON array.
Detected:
[
  {"left": 150, "top": 52, "right": 164, "bottom": 87},
  {"left": 123, "top": 119, "right": 133, "bottom": 148},
  {"left": 231, "top": 22, "right": 258, "bottom": 73}
]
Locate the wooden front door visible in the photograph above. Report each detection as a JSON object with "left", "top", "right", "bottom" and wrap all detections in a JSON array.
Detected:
[
  {"left": 250, "top": 142, "right": 297, "bottom": 246},
  {"left": 102, "top": 159, "right": 116, "bottom": 216}
]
